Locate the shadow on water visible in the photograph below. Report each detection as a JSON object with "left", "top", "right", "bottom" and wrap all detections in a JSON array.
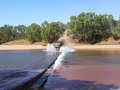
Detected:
[{"left": 44, "top": 75, "right": 119, "bottom": 90}]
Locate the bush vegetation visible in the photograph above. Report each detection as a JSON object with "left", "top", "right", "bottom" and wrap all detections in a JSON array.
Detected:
[
  {"left": 0, "top": 12, "right": 120, "bottom": 44},
  {"left": 0, "top": 21, "right": 65, "bottom": 44},
  {"left": 67, "top": 12, "right": 118, "bottom": 44}
]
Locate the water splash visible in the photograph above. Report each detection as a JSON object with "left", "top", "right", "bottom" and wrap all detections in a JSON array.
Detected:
[
  {"left": 53, "top": 52, "right": 67, "bottom": 69},
  {"left": 46, "top": 44, "right": 56, "bottom": 52},
  {"left": 60, "top": 46, "right": 75, "bottom": 52},
  {"left": 46, "top": 44, "right": 75, "bottom": 53},
  {"left": 53, "top": 46, "right": 75, "bottom": 69},
  {"left": 46, "top": 43, "right": 75, "bottom": 69}
]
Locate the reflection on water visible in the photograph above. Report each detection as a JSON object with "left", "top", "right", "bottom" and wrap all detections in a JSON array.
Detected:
[
  {"left": 45, "top": 50, "right": 120, "bottom": 90},
  {"left": 0, "top": 50, "right": 58, "bottom": 70},
  {"left": 61, "top": 50, "right": 120, "bottom": 66},
  {"left": 1, "top": 49, "right": 120, "bottom": 70}
]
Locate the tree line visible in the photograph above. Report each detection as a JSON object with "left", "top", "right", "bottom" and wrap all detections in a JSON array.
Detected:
[
  {"left": 67, "top": 12, "right": 120, "bottom": 44},
  {"left": 0, "top": 21, "right": 65, "bottom": 44},
  {"left": 0, "top": 12, "right": 120, "bottom": 44}
]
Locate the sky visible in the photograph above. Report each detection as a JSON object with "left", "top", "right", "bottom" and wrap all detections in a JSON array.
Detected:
[{"left": 0, "top": 0, "right": 120, "bottom": 26}]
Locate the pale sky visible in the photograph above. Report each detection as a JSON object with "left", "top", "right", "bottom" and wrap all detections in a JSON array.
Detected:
[{"left": 0, "top": 0, "right": 120, "bottom": 26}]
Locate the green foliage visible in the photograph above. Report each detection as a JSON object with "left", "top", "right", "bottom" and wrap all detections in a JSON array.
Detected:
[
  {"left": 27, "top": 23, "right": 42, "bottom": 43},
  {"left": 112, "top": 22, "right": 120, "bottom": 40},
  {"left": 13, "top": 25, "right": 27, "bottom": 39},
  {"left": 41, "top": 21, "right": 65, "bottom": 43},
  {"left": 0, "top": 21, "right": 65, "bottom": 44},
  {"left": 0, "top": 12, "right": 120, "bottom": 44},
  {"left": 0, "top": 25, "right": 14, "bottom": 44},
  {"left": 68, "top": 12, "right": 116, "bottom": 44}
]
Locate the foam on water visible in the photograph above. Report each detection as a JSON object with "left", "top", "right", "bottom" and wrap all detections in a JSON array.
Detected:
[
  {"left": 54, "top": 46, "right": 75, "bottom": 69},
  {"left": 60, "top": 46, "right": 75, "bottom": 52},
  {"left": 46, "top": 43, "right": 75, "bottom": 69},
  {"left": 46, "top": 44, "right": 75, "bottom": 52},
  {"left": 46, "top": 44, "right": 56, "bottom": 52},
  {"left": 53, "top": 52, "right": 67, "bottom": 69}
]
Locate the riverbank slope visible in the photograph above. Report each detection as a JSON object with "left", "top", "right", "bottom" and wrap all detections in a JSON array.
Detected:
[{"left": 1, "top": 36, "right": 120, "bottom": 50}]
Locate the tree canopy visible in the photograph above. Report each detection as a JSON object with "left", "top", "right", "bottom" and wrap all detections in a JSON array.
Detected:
[
  {"left": 0, "top": 21, "right": 65, "bottom": 44},
  {"left": 0, "top": 12, "right": 120, "bottom": 44},
  {"left": 41, "top": 21, "right": 65, "bottom": 43},
  {"left": 67, "top": 12, "right": 117, "bottom": 44}
]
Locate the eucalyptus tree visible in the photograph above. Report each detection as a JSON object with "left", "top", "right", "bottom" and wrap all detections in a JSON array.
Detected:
[
  {"left": 0, "top": 25, "right": 14, "bottom": 44},
  {"left": 41, "top": 21, "right": 65, "bottom": 43},
  {"left": 68, "top": 12, "right": 113, "bottom": 44},
  {"left": 13, "top": 25, "right": 27, "bottom": 39},
  {"left": 112, "top": 19, "right": 120, "bottom": 40},
  {"left": 27, "top": 23, "right": 42, "bottom": 43}
]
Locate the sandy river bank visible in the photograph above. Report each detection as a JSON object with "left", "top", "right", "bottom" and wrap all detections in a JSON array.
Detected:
[
  {"left": 0, "top": 45, "right": 46, "bottom": 50},
  {"left": 0, "top": 45, "right": 120, "bottom": 50}
]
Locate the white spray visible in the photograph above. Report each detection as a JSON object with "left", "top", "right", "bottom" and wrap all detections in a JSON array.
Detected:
[
  {"left": 53, "top": 52, "right": 67, "bottom": 69},
  {"left": 47, "top": 45, "right": 75, "bottom": 69},
  {"left": 46, "top": 43, "right": 75, "bottom": 69},
  {"left": 46, "top": 43, "right": 56, "bottom": 52}
]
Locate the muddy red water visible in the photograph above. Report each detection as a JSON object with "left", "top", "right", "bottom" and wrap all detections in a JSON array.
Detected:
[{"left": 44, "top": 50, "right": 120, "bottom": 90}]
